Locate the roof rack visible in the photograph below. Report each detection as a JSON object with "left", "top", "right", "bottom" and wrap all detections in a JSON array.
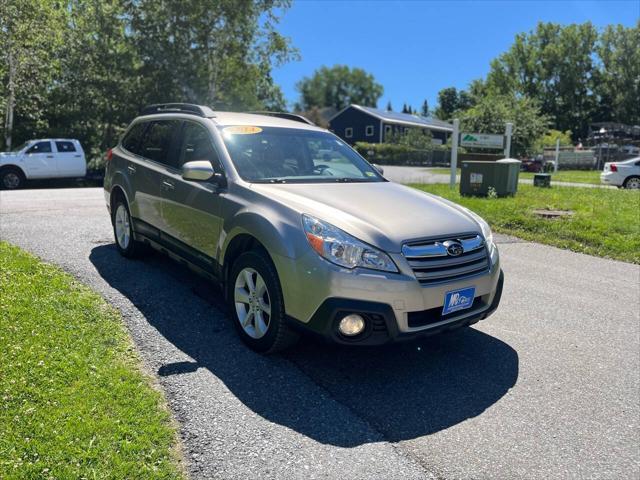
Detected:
[
  {"left": 247, "top": 111, "right": 316, "bottom": 126},
  {"left": 141, "top": 103, "right": 216, "bottom": 118}
]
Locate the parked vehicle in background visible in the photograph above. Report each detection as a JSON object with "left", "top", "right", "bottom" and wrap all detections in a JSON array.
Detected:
[
  {"left": 600, "top": 157, "right": 640, "bottom": 189},
  {"left": 0, "top": 139, "right": 86, "bottom": 189},
  {"left": 104, "top": 103, "right": 503, "bottom": 353}
]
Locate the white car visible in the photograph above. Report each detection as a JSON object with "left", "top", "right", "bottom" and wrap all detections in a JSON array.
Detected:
[
  {"left": 0, "top": 139, "right": 86, "bottom": 189},
  {"left": 600, "top": 157, "right": 640, "bottom": 189}
]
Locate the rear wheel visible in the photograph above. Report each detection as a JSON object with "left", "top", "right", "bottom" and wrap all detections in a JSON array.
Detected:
[
  {"left": 112, "top": 198, "right": 145, "bottom": 258},
  {"left": 623, "top": 176, "right": 640, "bottom": 189},
  {"left": 228, "top": 249, "right": 298, "bottom": 353},
  {"left": 0, "top": 167, "right": 25, "bottom": 190}
]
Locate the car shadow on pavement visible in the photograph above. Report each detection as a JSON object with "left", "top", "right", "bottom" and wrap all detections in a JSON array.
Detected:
[{"left": 90, "top": 244, "right": 518, "bottom": 447}]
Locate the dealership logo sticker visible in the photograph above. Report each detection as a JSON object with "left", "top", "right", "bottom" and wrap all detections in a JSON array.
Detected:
[
  {"left": 223, "top": 125, "right": 263, "bottom": 135},
  {"left": 442, "top": 286, "right": 476, "bottom": 315}
]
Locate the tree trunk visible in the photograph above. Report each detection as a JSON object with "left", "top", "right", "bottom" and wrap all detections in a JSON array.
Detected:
[{"left": 4, "top": 50, "right": 15, "bottom": 151}]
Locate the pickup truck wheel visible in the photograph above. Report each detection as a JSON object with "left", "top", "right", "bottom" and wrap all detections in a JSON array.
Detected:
[
  {"left": 112, "top": 199, "right": 145, "bottom": 258},
  {"left": 229, "top": 250, "right": 299, "bottom": 353},
  {"left": 0, "top": 167, "right": 25, "bottom": 190},
  {"left": 623, "top": 176, "right": 640, "bottom": 189}
]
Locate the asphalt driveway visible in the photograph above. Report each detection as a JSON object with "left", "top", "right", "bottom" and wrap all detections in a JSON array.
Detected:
[{"left": 1, "top": 187, "right": 638, "bottom": 479}]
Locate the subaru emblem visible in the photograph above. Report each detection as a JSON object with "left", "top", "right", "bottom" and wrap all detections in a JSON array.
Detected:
[{"left": 443, "top": 240, "right": 464, "bottom": 257}]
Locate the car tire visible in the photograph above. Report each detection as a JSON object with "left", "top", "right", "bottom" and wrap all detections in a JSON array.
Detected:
[
  {"left": 0, "top": 167, "right": 25, "bottom": 190},
  {"left": 228, "top": 249, "right": 299, "bottom": 353},
  {"left": 112, "top": 198, "right": 145, "bottom": 258},
  {"left": 623, "top": 176, "right": 640, "bottom": 189}
]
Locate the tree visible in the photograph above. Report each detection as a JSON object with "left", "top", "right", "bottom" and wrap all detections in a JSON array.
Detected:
[
  {"left": 434, "top": 87, "right": 460, "bottom": 120},
  {"left": 485, "top": 22, "right": 599, "bottom": 138},
  {"left": 459, "top": 94, "right": 549, "bottom": 156},
  {"left": 386, "top": 101, "right": 393, "bottom": 111},
  {"left": 388, "top": 127, "right": 433, "bottom": 150},
  {"left": 595, "top": 22, "right": 640, "bottom": 124},
  {"left": 533, "top": 129, "right": 573, "bottom": 152},
  {"left": 296, "top": 65, "right": 383, "bottom": 111},
  {"left": 0, "top": 0, "right": 64, "bottom": 150},
  {"left": 420, "top": 100, "right": 429, "bottom": 117}
]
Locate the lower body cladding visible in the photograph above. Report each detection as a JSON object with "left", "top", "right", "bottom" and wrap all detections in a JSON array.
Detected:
[{"left": 273, "top": 247, "right": 503, "bottom": 346}]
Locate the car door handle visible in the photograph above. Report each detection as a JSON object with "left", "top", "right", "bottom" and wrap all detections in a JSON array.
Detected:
[
  {"left": 46, "top": 155, "right": 54, "bottom": 158},
  {"left": 127, "top": 165, "right": 136, "bottom": 174},
  {"left": 162, "top": 180, "right": 175, "bottom": 190}
]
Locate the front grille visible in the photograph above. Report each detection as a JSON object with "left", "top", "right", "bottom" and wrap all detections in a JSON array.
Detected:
[{"left": 402, "top": 234, "right": 490, "bottom": 285}]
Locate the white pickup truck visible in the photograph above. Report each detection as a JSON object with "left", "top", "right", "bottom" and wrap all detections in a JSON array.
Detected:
[{"left": 0, "top": 139, "right": 86, "bottom": 189}]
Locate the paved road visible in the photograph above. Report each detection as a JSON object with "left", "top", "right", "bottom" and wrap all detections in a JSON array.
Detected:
[
  {"left": 1, "top": 187, "right": 638, "bottom": 480},
  {"left": 381, "top": 165, "right": 614, "bottom": 188}
]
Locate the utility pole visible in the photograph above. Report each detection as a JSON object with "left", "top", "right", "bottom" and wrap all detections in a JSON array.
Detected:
[
  {"left": 554, "top": 139, "right": 560, "bottom": 173},
  {"left": 450, "top": 119, "right": 459, "bottom": 188}
]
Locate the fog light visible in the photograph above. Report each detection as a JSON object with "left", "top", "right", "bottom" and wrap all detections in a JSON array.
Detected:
[{"left": 338, "top": 314, "right": 365, "bottom": 336}]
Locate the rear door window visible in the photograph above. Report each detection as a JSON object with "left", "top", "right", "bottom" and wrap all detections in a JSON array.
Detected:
[
  {"left": 122, "top": 122, "right": 147, "bottom": 155},
  {"left": 26, "top": 141, "right": 52, "bottom": 154},
  {"left": 55, "top": 141, "right": 76, "bottom": 152},
  {"left": 139, "top": 120, "right": 181, "bottom": 168}
]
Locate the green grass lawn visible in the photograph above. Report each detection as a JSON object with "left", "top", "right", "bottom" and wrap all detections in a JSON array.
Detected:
[
  {"left": 0, "top": 242, "right": 183, "bottom": 479},
  {"left": 411, "top": 184, "right": 640, "bottom": 264},
  {"left": 425, "top": 168, "right": 602, "bottom": 185}
]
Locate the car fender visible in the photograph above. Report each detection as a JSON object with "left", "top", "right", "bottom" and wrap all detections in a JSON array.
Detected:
[
  {"left": 0, "top": 162, "right": 28, "bottom": 179},
  {"left": 108, "top": 170, "right": 135, "bottom": 212},
  {"left": 220, "top": 210, "right": 304, "bottom": 267}
]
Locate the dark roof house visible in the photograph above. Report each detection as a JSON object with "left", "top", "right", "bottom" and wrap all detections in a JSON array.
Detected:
[{"left": 328, "top": 104, "right": 453, "bottom": 145}]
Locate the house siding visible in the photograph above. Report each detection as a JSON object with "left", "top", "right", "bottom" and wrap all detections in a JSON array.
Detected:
[{"left": 330, "top": 105, "right": 450, "bottom": 145}]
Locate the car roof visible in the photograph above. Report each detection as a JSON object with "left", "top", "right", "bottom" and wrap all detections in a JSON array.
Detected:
[
  {"left": 137, "top": 111, "right": 325, "bottom": 132},
  {"left": 210, "top": 111, "right": 324, "bottom": 132},
  {"left": 29, "top": 138, "right": 80, "bottom": 142}
]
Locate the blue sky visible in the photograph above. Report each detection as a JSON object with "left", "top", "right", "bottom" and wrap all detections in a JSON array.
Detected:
[{"left": 272, "top": 0, "right": 639, "bottom": 112}]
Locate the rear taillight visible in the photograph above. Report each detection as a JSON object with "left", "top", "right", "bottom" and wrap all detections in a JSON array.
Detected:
[
  {"left": 106, "top": 148, "right": 113, "bottom": 162},
  {"left": 610, "top": 163, "right": 617, "bottom": 172}
]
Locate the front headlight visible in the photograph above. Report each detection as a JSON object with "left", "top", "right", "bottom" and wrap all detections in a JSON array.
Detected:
[
  {"left": 302, "top": 214, "right": 398, "bottom": 272},
  {"left": 463, "top": 208, "right": 494, "bottom": 250}
]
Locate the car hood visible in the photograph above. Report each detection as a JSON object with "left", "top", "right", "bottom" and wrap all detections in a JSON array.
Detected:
[{"left": 251, "top": 181, "right": 481, "bottom": 253}]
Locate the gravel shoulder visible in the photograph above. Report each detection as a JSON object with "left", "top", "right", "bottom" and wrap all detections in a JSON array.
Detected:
[{"left": 1, "top": 187, "right": 638, "bottom": 479}]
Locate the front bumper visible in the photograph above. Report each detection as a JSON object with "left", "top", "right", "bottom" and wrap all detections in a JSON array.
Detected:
[
  {"left": 287, "top": 270, "right": 504, "bottom": 345},
  {"left": 274, "top": 242, "right": 502, "bottom": 344}
]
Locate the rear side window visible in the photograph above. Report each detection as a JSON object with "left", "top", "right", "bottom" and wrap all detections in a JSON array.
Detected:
[
  {"left": 179, "top": 122, "right": 222, "bottom": 171},
  {"left": 122, "top": 122, "right": 147, "bottom": 155},
  {"left": 55, "top": 141, "right": 76, "bottom": 152},
  {"left": 26, "top": 141, "right": 52, "bottom": 154},
  {"left": 139, "top": 120, "right": 181, "bottom": 168}
]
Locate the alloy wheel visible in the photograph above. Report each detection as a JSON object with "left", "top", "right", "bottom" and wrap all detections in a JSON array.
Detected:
[
  {"left": 114, "top": 204, "right": 131, "bottom": 249},
  {"left": 234, "top": 267, "right": 272, "bottom": 339}
]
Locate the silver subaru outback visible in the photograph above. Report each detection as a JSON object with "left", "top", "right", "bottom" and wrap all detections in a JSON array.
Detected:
[{"left": 104, "top": 103, "right": 503, "bottom": 353}]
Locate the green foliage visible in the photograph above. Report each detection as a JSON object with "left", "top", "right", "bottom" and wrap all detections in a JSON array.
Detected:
[
  {"left": 0, "top": 0, "right": 65, "bottom": 149},
  {"left": 1, "top": 0, "right": 297, "bottom": 165},
  {"left": 0, "top": 242, "right": 183, "bottom": 478},
  {"left": 485, "top": 21, "right": 639, "bottom": 137},
  {"left": 412, "top": 184, "right": 640, "bottom": 264},
  {"left": 534, "top": 129, "right": 573, "bottom": 152},
  {"left": 458, "top": 94, "right": 550, "bottom": 156},
  {"left": 387, "top": 127, "right": 433, "bottom": 150},
  {"left": 354, "top": 141, "right": 449, "bottom": 166},
  {"left": 295, "top": 65, "right": 383, "bottom": 111}
]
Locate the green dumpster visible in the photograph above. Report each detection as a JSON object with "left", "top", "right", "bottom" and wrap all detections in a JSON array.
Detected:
[{"left": 460, "top": 158, "right": 521, "bottom": 196}]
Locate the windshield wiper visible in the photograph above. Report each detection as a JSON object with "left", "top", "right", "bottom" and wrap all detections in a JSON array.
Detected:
[{"left": 333, "top": 177, "right": 372, "bottom": 183}]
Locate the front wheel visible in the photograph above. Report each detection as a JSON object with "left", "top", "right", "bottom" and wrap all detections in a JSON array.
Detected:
[
  {"left": 0, "top": 167, "right": 25, "bottom": 190},
  {"left": 228, "top": 249, "right": 298, "bottom": 353}
]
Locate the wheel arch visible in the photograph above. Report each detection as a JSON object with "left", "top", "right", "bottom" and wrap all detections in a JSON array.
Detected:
[{"left": 0, "top": 164, "right": 27, "bottom": 178}]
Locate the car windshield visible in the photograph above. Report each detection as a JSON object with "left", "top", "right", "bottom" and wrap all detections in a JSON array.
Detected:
[
  {"left": 219, "top": 126, "right": 385, "bottom": 183},
  {"left": 11, "top": 142, "right": 28, "bottom": 152}
]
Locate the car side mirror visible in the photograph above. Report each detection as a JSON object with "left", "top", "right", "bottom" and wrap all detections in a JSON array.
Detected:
[
  {"left": 181, "top": 160, "right": 214, "bottom": 181},
  {"left": 373, "top": 164, "right": 384, "bottom": 175}
]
